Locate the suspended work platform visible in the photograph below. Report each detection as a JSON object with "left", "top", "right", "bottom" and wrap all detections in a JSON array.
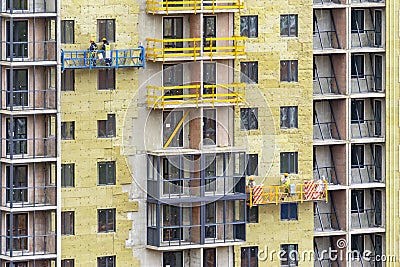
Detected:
[
  {"left": 61, "top": 47, "right": 145, "bottom": 70},
  {"left": 247, "top": 180, "right": 328, "bottom": 207}
]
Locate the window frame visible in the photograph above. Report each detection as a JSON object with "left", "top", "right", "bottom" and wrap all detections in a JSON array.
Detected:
[
  {"left": 97, "top": 255, "right": 116, "bottom": 267},
  {"left": 280, "top": 60, "right": 298, "bottom": 82},
  {"left": 351, "top": 190, "right": 365, "bottom": 213},
  {"left": 240, "top": 61, "right": 258, "bottom": 84},
  {"left": 241, "top": 246, "right": 259, "bottom": 267},
  {"left": 98, "top": 161, "right": 116, "bottom": 185},
  {"left": 98, "top": 114, "right": 116, "bottom": 138},
  {"left": 351, "top": 235, "right": 364, "bottom": 259},
  {"left": 61, "top": 121, "right": 75, "bottom": 140},
  {"left": 97, "top": 19, "right": 115, "bottom": 42},
  {"left": 61, "top": 70, "right": 75, "bottom": 91},
  {"left": 97, "top": 208, "right": 116, "bottom": 233},
  {"left": 163, "top": 251, "right": 183, "bottom": 267},
  {"left": 98, "top": 69, "right": 116, "bottom": 90},
  {"left": 247, "top": 206, "right": 259, "bottom": 223},
  {"left": 240, "top": 15, "right": 258, "bottom": 38},
  {"left": 280, "top": 244, "right": 299, "bottom": 266},
  {"left": 61, "top": 259, "right": 75, "bottom": 267},
  {"left": 351, "top": 54, "right": 365, "bottom": 79},
  {"left": 61, "top": 211, "right": 75, "bottom": 235},
  {"left": 280, "top": 14, "right": 298, "bottom": 37},
  {"left": 351, "top": 99, "right": 365, "bottom": 123},
  {"left": 351, "top": 144, "right": 365, "bottom": 168},
  {"left": 61, "top": 163, "right": 75, "bottom": 187},
  {"left": 280, "top": 106, "right": 298, "bottom": 129},
  {"left": 246, "top": 154, "right": 258, "bottom": 176},
  {"left": 351, "top": 10, "right": 365, "bottom": 33},
  {"left": 61, "top": 20, "right": 75, "bottom": 44},
  {"left": 280, "top": 203, "right": 298, "bottom": 221},
  {"left": 240, "top": 108, "right": 259, "bottom": 131},
  {"left": 280, "top": 152, "right": 298, "bottom": 174}
]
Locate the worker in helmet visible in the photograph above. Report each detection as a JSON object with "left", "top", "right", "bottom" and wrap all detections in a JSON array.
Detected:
[
  {"left": 248, "top": 176, "right": 255, "bottom": 188},
  {"left": 101, "top": 37, "right": 112, "bottom": 66},
  {"left": 88, "top": 39, "right": 98, "bottom": 66}
]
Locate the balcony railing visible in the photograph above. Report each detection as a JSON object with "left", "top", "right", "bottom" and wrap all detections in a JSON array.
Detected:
[
  {"left": 0, "top": 233, "right": 56, "bottom": 256},
  {"left": 147, "top": 83, "right": 245, "bottom": 108},
  {"left": 0, "top": 185, "right": 56, "bottom": 207},
  {"left": 1, "top": 41, "right": 56, "bottom": 62},
  {"left": 1, "top": 137, "right": 56, "bottom": 159},
  {"left": 1, "top": 88, "right": 56, "bottom": 111},
  {"left": 61, "top": 47, "right": 145, "bottom": 70},
  {"left": 146, "top": 0, "right": 245, "bottom": 14},
  {"left": 146, "top": 37, "right": 246, "bottom": 61},
  {"left": 351, "top": 208, "right": 382, "bottom": 229},
  {"left": 0, "top": 0, "right": 57, "bottom": 14}
]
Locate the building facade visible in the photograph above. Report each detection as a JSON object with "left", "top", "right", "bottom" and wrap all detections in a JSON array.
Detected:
[{"left": 59, "top": 0, "right": 393, "bottom": 267}]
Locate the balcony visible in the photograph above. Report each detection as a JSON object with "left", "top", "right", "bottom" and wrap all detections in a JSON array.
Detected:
[
  {"left": 146, "top": 37, "right": 246, "bottom": 62},
  {"left": 314, "top": 236, "right": 346, "bottom": 266},
  {"left": 0, "top": 210, "right": 56, "bottom": 257},
  {"left": 61, "top": 47, "right": 145, "bottom": 70},
  {"left": 147, "top": 152, "right": 247, "bottom": 200},
  {"left": 350, "top": 189, "right": 384, "bottom": 230},
  {"left": 147, "top": 83, "right": 245, "bottom": 109},
  {"left": 0, "top": 0, "right": 57, "bottom": 14},
  {"left": 0, "top": 41, "right": 56, "bottom": 63},
  {"left": 146, "top": 0, "right": 245, "bottom": 14},
  {"left": 147, "top": 200, "right": 246, "bottom": 248}
]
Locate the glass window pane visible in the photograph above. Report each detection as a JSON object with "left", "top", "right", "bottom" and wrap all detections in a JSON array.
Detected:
[{"left": 280, "top": 15, "right": 288, "bottom": 36}]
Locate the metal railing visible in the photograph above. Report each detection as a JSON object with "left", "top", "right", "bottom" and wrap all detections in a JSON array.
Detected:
[
  {"left": 351, "top": 119, "right": 382, "bottom": 138},
  {"left": 1, "top": 88, "right": 56, "bottom": 110},
  {"left": 147, "top": 83, "right": 245, "bottom": 108},
  {"left": 0, "top": 185, "right": 56, "bottom": 207},
  {"left": 351, "top": 208, "right": 382, "bottom": 229},
  {"left": 146, "top": 0, "right": 245, "bottom": 14},
  {"left": 61, "top": 47, "right": 145, "bottom": 70},
  {"left": 351, "top": 30, "right": 382, "bottom": 48},
  {"left": 1, "top": 137, "right": 56, "bottom": 159},
  {"left": 146, "top": 36, "right": 246, "bottom": 61},
  {"left": 1, "top": 41, "right": 57, "bottom": 62},
  {"left": 0, "top": 233, "right": 56, "bottom": 256},
  {"left": 351, "top": 74, "right": 383, "bottom": 93},
  {"left": 0, "top": 0, "right": 57, "bottom": 13}
]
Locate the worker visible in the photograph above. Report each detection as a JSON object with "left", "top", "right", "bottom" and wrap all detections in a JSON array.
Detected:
[
  {"left": 281, "top": 173, "right": 290, "bottom": 194},
  {"left": 248, "top": 176, "right": 255, "bottom": 188},
  {"left": 88, "top": 39, "right": 98, "bottom": 66},
  {"left": 101, "top": 37, "right": 112, "bottom": 66}
]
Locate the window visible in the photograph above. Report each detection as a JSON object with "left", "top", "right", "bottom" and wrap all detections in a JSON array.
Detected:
[
  {"left": 203, "top": 62, "right": 216, "bottom": 95},
  {"left": 6, "top": 0, "right": 27, "bottom": 10},
  {"left": 204, "top": 248, "right": 216, "bottom": 267},
  {"left": 6, "top": 21, "right": 28, "bottom": 58},
  {"left": 281, "top": 244, "right": 298, "bottom": 266},
  {"left": 163, "top": 205, "right": 182, "bottom": 241},
  {"left": 240, "top": 62, "right": 258, "bottom": 84},
  {"left": 98, "top": 209, "right": 115, "bottom": 233},
  {"left": 280, "top": 15, "right": 298, "bottom": 37},
  {"left": 281, "top": 203, "right": 298, "bottom": 220},
  {"left": 247, "top": 154, "right": 258, "bottom": 176},
  {"left": 61, "top": 122, "right": 75, "bottom": 140},
  {"left": 6, "top": 165, "right": 28, "bottom": 203},
  {"left": 163, "top": 111, "right": 184, "bottom": 147},
  {"left": 280, "top": 60, "right": 298, "bottom": 82},
  {"left": 280, "top": 152, "right": 298, "bottom": 174},
  {"left": 247, "top": 206, "right": 259, "bottom": 223},
  {"left": 163, "top": 251, "right": 183, "bottom": 267},
  {"left": 240, "top": 16, "right": 258, "bottom": 38},
  {"left": 351, "top": 100, "right": 364, "bottom": 123},
  {"left": 203, "top": 16, "right": 216, "bottom": 49},
  {"left": 351, "top": 145, "right": 364, "bottom": 168},
  {"left": 6, "top": 117, "right": 27, "bottom": 155},
  {"left": 203, "top": 109, "right": 216, "bottom": 145},
  {"left": 61, "top": 211, "right": 74, "bottom": 235},
  {"left": 162, "top": 157, "right": 183, "bottom": 195},
  {"left": 280, "top": 106, "right": 298, "bottom": 129},
  {"left": 98, "top": 114, "right": 116, "bottom": 138},
  {"left": 6, "top": 262, "right": 27, "bottom": 267},
  {"left": 61, "top": 259, "right": 75, "bottom": 267},
  {"left": 351, "top": 235, "right": 364, "bottom": 259},
  {"left": 351, "top": 55, "right": 365, "bottom": 78},
  {"left": 351, "top": 190, "right": 365, "bottom": 213},
  {"left": 205, "top": 203, "right": 216, "bottom": 238},
  {"left": 97, "top": 19, "right": 115, "bottom": 42},
  {"left": 6, "top": 69, "right": 28, "bottom": 107},
  {"left": 241, "top": 108, "right": 258, "bottom": 130},
  {"left": 351, "top": 10, "right": 364, "bottom": 33},
  {"left": 205, "top": 155, "right": 216, "bottom": 192},
  {"left": 98, "top": 161, "right": 116, "bottom": 185},
  {"left": 6, "top": 213, "right": 28, "bottom": 251},
  {"left": 241, "top": 246, "right": 258, "bottom": 267},
  {"left": 61, "top": 20, "right": 74, "bottom": 44},
  {"left": 62, "top": 70, "right": 75, "bottom": 91},
  {"left": 98, "top": 69, "right": 115, "bottom": 90},
  {"left": 61, "top": 163, "right": 75, "bottom": 187},
  {"left": 97, "top": 256, "right": 116, "bottom": 267},
  {"left": 163, "top": 17, "right": 184, "bottom": 51}
]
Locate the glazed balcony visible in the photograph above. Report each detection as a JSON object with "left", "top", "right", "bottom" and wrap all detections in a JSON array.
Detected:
[
  {"left": 146, "top": 37, "right": 246, "bottom": 62},
  {"left": 147, "top": 83, "right": 245, "bottom": 109},
  {"left": 146, "top": 0, "right": 244, "bottom": 15}
]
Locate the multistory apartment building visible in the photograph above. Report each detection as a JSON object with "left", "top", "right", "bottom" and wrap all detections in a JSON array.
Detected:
[{"left": 58, "top": 0, "right": 391, "bottom": 267}]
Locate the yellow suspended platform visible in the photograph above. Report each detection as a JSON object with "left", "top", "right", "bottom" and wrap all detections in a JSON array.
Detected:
[{"left": 247, "top": 180, "right": 328, "bottom": 207}]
